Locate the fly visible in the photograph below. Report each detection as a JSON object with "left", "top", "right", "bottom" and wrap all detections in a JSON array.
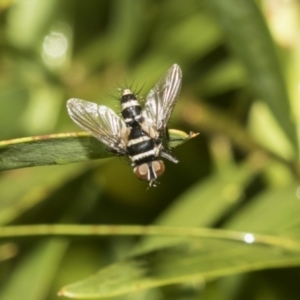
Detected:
[{"left": 67, "top": 64, "right": 197, "bottom": 187}]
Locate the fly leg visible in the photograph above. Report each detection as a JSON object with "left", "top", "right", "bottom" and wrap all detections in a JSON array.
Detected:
[{"left": 160, "top": 150, "right": 179, "bottom": 164}]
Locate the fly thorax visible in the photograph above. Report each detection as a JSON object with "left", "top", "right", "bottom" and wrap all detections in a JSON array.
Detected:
[{"left": 121, "top": 89, "right": 142, "bottom": 125}]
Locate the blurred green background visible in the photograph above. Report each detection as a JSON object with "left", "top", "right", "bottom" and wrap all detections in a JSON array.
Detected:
[{"left": 1, "top": 0, "right": 300, "bottom": 299}]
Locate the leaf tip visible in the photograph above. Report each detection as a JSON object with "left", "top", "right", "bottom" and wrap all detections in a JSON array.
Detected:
[{"left": 57, "top": 288, "right": 75, "bottom": 298}]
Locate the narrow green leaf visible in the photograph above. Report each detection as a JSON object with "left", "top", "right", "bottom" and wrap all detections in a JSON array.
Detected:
[
  {"left": 0, "top": 164, "right": 84, "bottom": 225},
  {"left": 225, "top": 184, "right": 300, "bottom": 234},
  {"left": 167, "top": 129, "right": 199, "bottom": 148},
  {"left": 0, "top": 132, "right": 109, "bottom": 171},
  {"left": 136, "top": 157, "right": 263, "bottom": 252},
  {"left": 0, "top": 130, "right": 195, "bottom": 171},
  {"left": 59, "top": 235, "right": 300, "bottom": 299},
  {"left": 0, "top": 239, "right": 68, "bottom": 300},
  {"left": 7, "top": 0, "right": 59, "bottom": 48},
  {"left": 208, "top": 0, "right": 298, "bottom": 153},
  {"left": 198, "top": 58, "right": 248, "bottom": 96}
]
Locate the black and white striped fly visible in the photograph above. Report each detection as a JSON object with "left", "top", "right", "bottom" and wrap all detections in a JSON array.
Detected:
[{"left": 67, "top": 64, "right": 197, "bottom": 187}]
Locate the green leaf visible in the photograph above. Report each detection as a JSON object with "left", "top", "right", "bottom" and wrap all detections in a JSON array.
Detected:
[
  {"left": 7, "top": 0, "right": 59, "bottom": 49},
  {"left": 136, "top": 158, "right": 262, "bottom": 252},
  {"left": 0, "top": 132, "right": 110, "bottom": 171},
  {"left": 59, "top": 235, "right": 300, "bottom": 299},
  {"left": 0, "top": 130, "right": 196, "bottom": 171},
  {"left": 0, "top": 239, "right": 68, "bottom": 300},
  {"left": 208, "top": 0, "right": 298, "bottom": 153},
  {"left": 0, "top": 164, "right": 84, "bottom": 225},
  {"left": 167, "top": 129, "right": 199, "bottom": 148},
  {"left": 225, "top": 184, "right": 300, "bottom": 234}
]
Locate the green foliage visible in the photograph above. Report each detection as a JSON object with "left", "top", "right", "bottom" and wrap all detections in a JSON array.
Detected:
[
  {"left": 0, "top": 130, "right": 196, "bottom": 171},
  {"left": 1, "top": 0, "right": 300, "bottom": 299}
]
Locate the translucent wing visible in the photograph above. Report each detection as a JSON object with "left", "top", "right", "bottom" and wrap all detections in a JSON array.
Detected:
[
  {"left": 143, "top": 64, "right": 182, "bottom": 134},
  {"left": 67, "top": 98, "right": 128, "bottom": 153}
]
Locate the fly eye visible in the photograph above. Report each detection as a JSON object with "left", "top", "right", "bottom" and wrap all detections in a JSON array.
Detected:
[
  {"left": 134, "top": 163, "right": 149, "bottom": 181},
  {"left": 152, "top": 160, "right": 165, "bottom": 177},
  {"left": 133, "top": 161, "right": 165, "bottom": 182}
]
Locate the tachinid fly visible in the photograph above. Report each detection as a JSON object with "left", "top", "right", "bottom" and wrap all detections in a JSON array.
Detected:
[{"left": 67, "top": 64, "right": 197, "bottom": 187}]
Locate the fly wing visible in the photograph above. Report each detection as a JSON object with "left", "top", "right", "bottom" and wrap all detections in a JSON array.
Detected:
[
  {"left": 67, "top": 98, "right": 128, "bottom": 153},
  {"left": 143, "top": 64, "right": 182, "bottom": 134}
]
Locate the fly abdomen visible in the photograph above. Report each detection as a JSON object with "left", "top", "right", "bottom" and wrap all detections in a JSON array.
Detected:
[
  {"left": 127, "top": 126, "right": 158, "bottom": 164},
  {"left": 128, "top": 139, "right": 153, "bottom": 156},
  {"left": 121, "top": 89, "right": 143, "bottom": 126}
]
